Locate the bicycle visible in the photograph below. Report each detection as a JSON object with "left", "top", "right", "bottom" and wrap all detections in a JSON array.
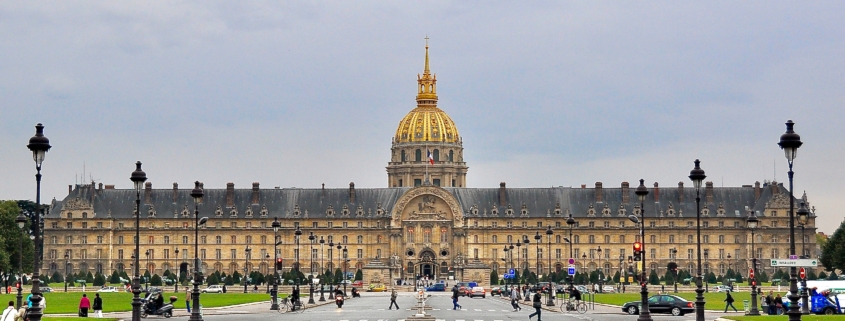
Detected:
[
  {"left": 279, "top": 297, "right": 306, "bottom": 313},
  {"left": 560, "top": 299, "right": 587, "bottom": 314}
]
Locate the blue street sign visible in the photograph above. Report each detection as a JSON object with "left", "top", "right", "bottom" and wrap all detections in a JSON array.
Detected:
[
  {"left": 509, "top": 269, "right": 515, "bottom": 275},
  {"left": 567, "top": 266, "right": 576, "bottom": 276}
]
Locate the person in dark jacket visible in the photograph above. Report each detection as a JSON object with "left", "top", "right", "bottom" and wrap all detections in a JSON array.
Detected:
[
  {"left": 451, "top": 285, "right": 461, "bottom": 310},
  {"left": 723, "top": 291, "right": 737, "bottom": 312},
  {"left": 765, "top": 291, "right": 774, "bottom": 315},
  {"left": 528, "top": 289, "right": 542, "bottom": 321},
  {"left": 92, "top": 293, "right": 103, "bottom": 318}
]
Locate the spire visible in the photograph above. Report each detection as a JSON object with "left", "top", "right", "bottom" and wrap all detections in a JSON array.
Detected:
[{"left": 416, "top": 36, "right": 437, "bottom": 105}]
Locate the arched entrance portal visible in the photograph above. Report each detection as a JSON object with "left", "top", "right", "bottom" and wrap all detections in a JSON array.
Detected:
[{"left": 417, "top": 249, "right": 438, "bottom": 280}]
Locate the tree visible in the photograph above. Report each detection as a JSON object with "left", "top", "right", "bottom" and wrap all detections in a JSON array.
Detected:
[
  {"left": 490, "top": 270, "right": 499, "bottom": 285},
  {"left": 648, "top": 270, "right": 660, "bottom": 285},
  {"left": 819, "top": 271, "right": 828, "bottom": 280},
  {"left": 52, "top": 271, "right": 64, "bottom": 283},
  {"left": 232, "top": 271, "right": 242, "bottom": 284},
  {"left": 0, "top": 201, "right": 36, "bottom": 274},
  {"left": 663, "top": 270, "right": 675, "bottom": 285},
  {"left": 334, "top": 268, "right": 343, "bottom": 284},
  {"left": 821, "top": 220, "right": 845, "bottom": 272},
  {"left": 706, "top": 272, "right": 717, "bottom": 284},
  {"left": 224, "top": 275, "right": 234, "bottom": 285},
  {"left": 109, "top": 271, "right": 120, "bottom": 284},
  {"left": 151, "top": 274, "right": 162, "bottom": 286},
  {"left": 807, "top": 270, "right": 818, "bottom": 280},
  {"left": 828, "top": 271, "right": 838, "bottom": 280},
  {"left": 758, "top": 270, "right": 769, "bottom": 283},
  {"left": 93, "top": 273, "right": 106, "bottom": 286},
  {"left": 355, "top": 269, "right": 363, "bottom": 281},
  {"left": 86, "top": 271, "right": 94, "bottom": 283}
]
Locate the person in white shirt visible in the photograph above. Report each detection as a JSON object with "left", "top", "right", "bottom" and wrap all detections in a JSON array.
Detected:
[{"left": 1, "top": 301, "right": 18, "bottom": 321}]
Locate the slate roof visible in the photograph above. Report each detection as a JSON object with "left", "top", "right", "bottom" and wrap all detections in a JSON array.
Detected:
[{"left": 48, "top": 182, "right": 790, "bottom": 220}]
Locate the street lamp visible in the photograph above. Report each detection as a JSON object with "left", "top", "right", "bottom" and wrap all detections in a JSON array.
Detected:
[
  {"left": 319, "top": 236, "right": 326, "bottom": 302},
  {"left": 534, "top": 232, "right": 542, "bottom": 301},
  {"left": 704, "top": 249, "right": 709, "bottom": 292},
  {"left": 189, "top": 181, "right": 208, "bottom": 321},
  {"left": 797, "top": 202, "right": 810, "bottom": 314},
  {"left": 634, "top": 179, "right": 652, "bottom": 321},
  {"left": 64, "top": 254, "right": 69, "bottom": 292},
  {"left": 294, "top": 226, "right": 302, "bottom": 295},
  {"left": 688, "top": 159, "right": 707, "bottom": 321},
  {"left": 307, "top": 232, "right": 316, "bottom": 304},
  {"left": 145, "top": 250, "right": 150, "bottom": 289},
  {"left": 243, "top": 247, "right": 251, "bottom": 293},
  {"left": 130, "top": 161, "right": 147, "bottom": 321},
  {"left": 671, "top": 249, "right": 678, "bottom": 293},
  {"left": 597, "top": 246, "right": 603, "bottom": 293},
  {"left": 522, "top": 235, "right": 531, "bottom": 301},
  {"left": 174, "top": 249, "right": 179, "bottom": 293},
  {"left": 747, "top": 211, "right": 761, "bottom": 316},
  {"left": 16, "top": 213, "right": 27, "bottom": 309},
  {"left": 566, "top": 214, "right": 576, "bottom": 291},
  {"left": 515, "top": 241, "right": 522, "bottom": 291},
  {"left": 26, "top": 123, "right": 50, "bottom": 321},
  {"left": 270, "top": 218, "right": 281, "bottom": 310},
  {"left": 545, "top": 226, "right": 554, "bottom": 306},
  {"left": 778, "top": 119, "right": 803, "bottom": 321},
  {"left": 618, "top": 255, "right": 624, "bottom": 293},
  {"left": 342, "top": 246, "right": 348, "bottom": 296},
  {"left": 328, "top": 241, "right": 336, "bottom": 290}
]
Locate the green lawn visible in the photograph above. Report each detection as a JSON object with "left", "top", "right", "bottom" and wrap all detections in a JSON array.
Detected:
[
  {"left": 43, "top": 318, "right": 119, "bottom": 321},
  {"left": 0, "top": 292, "right": 275, "bottom": 314},
  {"left": 591, "top": 291, "right": 759, "bottom": 311},
  {"left": 723, "top": 316, "right": 845, "bottom": 321}
]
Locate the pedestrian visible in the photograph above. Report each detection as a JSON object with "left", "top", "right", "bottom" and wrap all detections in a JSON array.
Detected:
[
  {"left": 222, "top": 285, "right": 227, "bottom": 293},
  {"left": 185, "top": 287, "right": 191, "bottom": 313},
  {"left": 723, "top": 291, "right": 737, "bottom": 312},
  {"left": 79, "top": 293, "right": 91, "bottom": 317},
  {"left": 774, "top": 294, "right": 784, "bottom": 315},
  {"left": 14, "top": 306, "right": 25, "bottom": 321},
  {"left": 92, "top": 293, "right": 103, "bottom": 318},
  {"left": 389, "top": 288, "right": 399, "bottom": 310},
  {"left": 528, "top": 289, "right": 542, "bottom": 321},
  {"left": 764, "top": 291, "right": 774, "bottom": 315},
  {"left": 451, "top": 285, "right": 461, "bottom": 310},
  {"left": 510, "top": 285, "right": 521, "bottom": 311},
  {"left": 2, "top": 301, "right": 18, "bottom": 321}
]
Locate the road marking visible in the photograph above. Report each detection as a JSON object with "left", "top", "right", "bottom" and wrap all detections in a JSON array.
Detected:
[
  {"left": 488, "top": 309, "right": 496, "bottom": 311},
  {"left": 474, "top": 309, "right": 482, "bottom": 311},
  {"left": 433, "top": 309, "right": 441, "bottom": 311}
]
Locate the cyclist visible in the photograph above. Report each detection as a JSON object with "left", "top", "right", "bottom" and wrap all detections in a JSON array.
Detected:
[{"left": 568, "top": 286, "right": 582, "bottom": 309}]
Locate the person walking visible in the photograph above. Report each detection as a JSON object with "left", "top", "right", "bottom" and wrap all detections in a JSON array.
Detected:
[
  {"left": 528, "top": 289, "right": 542, "bottom": 321},
  {"left": 451, "top": 285, "right": 461, "bottom": 310},
  {"left": 764, "top": 291, "right": 774, "bottom": 315},
  {"left": 185, "top": 287, "right": 191, "bottom": 313},
  {"left": 774, "top": 294, "right": 784, "bottom": 315},
  {"left": 388, "top": 288, "right": 399, "bottom": 310},
  {"left": 723, "top": 291, "right": 737, "bottom": 312},
  {"left": 1, "top": 301, "right": 18, "bottom": 321},
  {"left": 79, "top": 293, "right": 91, "bottom": 317},
  {"left": 510, "top": 286, "right": 521, "bottom": 311},
  {"left": 92, "top": 293, "right": 103, "bottom": 318}
]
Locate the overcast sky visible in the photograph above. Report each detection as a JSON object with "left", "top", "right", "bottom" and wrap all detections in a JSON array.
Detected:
[{"left": 1, "top": 1, "right": 843, "bottom": 233}]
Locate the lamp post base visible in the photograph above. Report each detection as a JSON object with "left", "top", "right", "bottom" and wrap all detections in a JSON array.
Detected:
[
  {"left": 748, "top": 284, "right": 761, "bottom": 316},
  {"left": 637, "top": 284, "right": 653, "bottom": 321},
  {"left": 694, "top": 278, "right": 706, "bottom": 321}
]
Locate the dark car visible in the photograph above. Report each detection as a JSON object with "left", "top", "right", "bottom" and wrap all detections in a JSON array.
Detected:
[
  {"left": 531, "top": 282, "right": 554, "bottom": 294},
  {"left": 426, "top": 283, "right": 445, "bottom": 291},
  {"left": 491, "top": 286, "right": 512, "bottom": 296},
  {"left": 622, "top": 294, "right": 693, "bottom": 316}
]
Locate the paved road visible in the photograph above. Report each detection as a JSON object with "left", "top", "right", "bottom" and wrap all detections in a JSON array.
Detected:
[{"left": 104, "top": 292, "right": 746, "bottom": 321}]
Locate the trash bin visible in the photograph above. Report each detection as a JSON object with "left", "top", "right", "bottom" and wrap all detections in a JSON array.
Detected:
[{"left": 743, "top": 300, "right": 749, "bottom": 312}]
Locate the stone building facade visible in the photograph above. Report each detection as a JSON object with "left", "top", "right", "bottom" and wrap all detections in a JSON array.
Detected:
[{"left": 43, "top": 43, "right": 819, "bottom": 286}]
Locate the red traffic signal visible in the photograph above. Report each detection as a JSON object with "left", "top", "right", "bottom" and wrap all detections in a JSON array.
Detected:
[
  {"left": 749, "top": 268, "right": 755, "bottom": 279},
  {"left": 799, "top": 267, "right": 806, "bottom": 279},
  {"left": 633, "top": 242, "right": 642, "bottom": 251},
  {"left": 275, "top": 258, "right": 283, "bottom": 270}
]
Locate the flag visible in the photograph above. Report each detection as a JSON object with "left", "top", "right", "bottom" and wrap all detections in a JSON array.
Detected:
[{"left": 427, "top": 149, "right": 435, "bottom": 165}]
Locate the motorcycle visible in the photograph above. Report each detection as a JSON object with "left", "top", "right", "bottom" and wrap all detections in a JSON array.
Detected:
[
  {"left": 140, "top": 292, "right": 175, "bottom": 318},
  {"left": 351, "top": 288, "right": 361, "bottom": 298},
  {"left": 335, "top": 294, "right": 344, "bottom": 308}
]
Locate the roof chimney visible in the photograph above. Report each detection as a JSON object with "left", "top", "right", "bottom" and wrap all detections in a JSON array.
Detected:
[
  {"left": 581, "top": 184, "right": 586, "bottom": 188},
  {"left": 105, "top": 185, "right": 115, "bottom": 190},
  {"left": 172, "top": 183, "right": 178, "bottom": 202},
  {"left": 499, "top": 182, "right": 508, "bottom": 206},
  {"left": 349, "top": 182, "right": 356, "bottom": 203},
  {"left": 653, "top": 182, "right": 659, "bottom": 202},
  {"left": 705, "top": 181, "right": 714, "bottom": 203},
  {"left": 69, "top": 184, "right": 73, "bottom": 194},
  {"left": 144, "top": 182, "right": 152, "bottom": 204},
  {"left": 595, "top": 182, "right": 603, "bottom": 202},
  {"left": 226, "top": 182, "right": 235, "bottom": 207},
  {"left": 98, "top": 183, "right": 103, "bottom": 192},
  {"left": 678, "top": 182, "right": 684, "bottom": 203},
  {"left": 754, "top": 181, "right": 761, "bottom": 200},
  {"left": 252, "top": 182, "right": 260, "bottom": 204},
  {"left": 322, "top": 183, "right": 326, "bottom": 197},
  {"left": 771, "top": 181, "right": 779, "bottom": 195},
  {"left": 621, "top": 182, "right": 630, "bottom": 204}
]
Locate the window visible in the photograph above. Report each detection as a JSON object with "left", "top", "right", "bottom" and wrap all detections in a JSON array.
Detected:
[
  {"left": 423, "top": 228, "right": 431, "bottom": 243},
  {"left": 538, "top": 248, "right": 543, "bottom": 259},
  {"left": 703, "top": 235, "right": 710, "bottom": 243},
  {"left": 604, "top": 235, "right": 610, "bottom": 243},
  {"left": 82, "top": 222, "right": 88, "bottom": 228},
  {"left": 342, "top": 235, "right": 348, "bottom": 243},
  {"left": 357, "top": 235, "right": 363, "bottom": 244},
  {"left": 231, "top": 236, "right": 237, "bottom": 244},
  {"left": 313, "top": 222, "right": 318, "bottom": 228},
  {"left": 537, "top": 222, "right": 543, "bottom": 228},
  {"left": 118, "top": 249, "right": 123, "bottom": 260},
  {"left": 473, "top": 235, "right": 478, "bottom": 243},
  {"left": 357, "top": 221, "right": 363, "bottom": 228},
  {"left": 668, "top": 235, "right": 675, "bottom": 243},
  {"left": 51, "top": 222, "right": 57, "bottom": 228},
  {"left": 718, "top": 221, "right": 724, "bottom": 228},
  {"left": 201, "top": 249, "right": 206, "bottom": 259},
  {"left": 492, "top": 222, "right": 498, "bottom": 228},
  {"left": 650, "top": 235, "right": 656, "bottom": 243},
  {"left": 619, "top": 221, "right": 625, "bottom": 228},
  {"left": 164, "top": 236, "right": 170, "bottom": 244},
  {"left": 357, "top": 249, "right": 363, "bottom": 259},
  {"left": 474, "top": 248, "right": 479, "bottom": 259},
  {"left": 521, "top": 222, "right": 527, "bottom": 228},
  {"left": 668, "top": 221, "right": 674, "bottom": 228},
  {"left": 771, "top": 221, "right": 778, "bottom": 228},
  {"left": 67, "top": 222, "right": 72, "bottom": 229},
  {"left": 619, "top": 235, "right": 625, "bottom": 243},
  {"left": 216, "top": 249, "right": 221, "bottom": 260},
  {"left": 718, "top": 235, "right": 725, "bottom": 243},
  {"left": 406, "top": 228, "right": 414, "bottom": 243},
  {"left": 556, "top": 249, "right": 561, "bottom": 259},
  {"left": 201, "top": 236, "right": 207, "bottom": 244},
  {"left": 588, "top": 222, "right": 595, "bottom": 228},
  {"left": 703, "top": 222, "right": 709, "bottom": 228},
  {"left": 771, "top": 211, "right": 777, "bottom": 217},
  {"left": 507, "top": 221, "right": 513, "bottom": 228},
  {"left": 507, "top": 235, "right": 512, "bottom": 243},
  {"left": 603, "top": 221, "right": 610, "bottom": 228},
  {"left": 441, "top": 228, "right": 448, "bottom": 242},
  {"left": 343, "top": 222, "right": 348, "bottom": 228},
  {"left": 415, "top": 149, "right": 422, "bottom": 162},
  {"left": 733, "top": 222, "right": 740, "bottom": 228},
  {"left": 718, "top": 249, "right": 725, "bottom": 259},
  {"left": 588, "top": 235, "right": 595, "bottom": 244},
  {"left": 650, "top": 249, "right": 656, "bottom": 259},
  {"left": 97, "top": 236, "right": 103, "bottom": 244},
  {"left": 414, "top": 179, "right": 422, "bottom": 186},
  {"left": 687, "top": 249, "right": 693, "bottom": 259},
  {"left": 328, "top": 222, "right": 333, "bottom": 228},
  {"left": 734, "top": 235, "right": 740, "bottom": 243},
  {"left": 81, "top": 236, "right": 87, "bottom": 244},
  {"left": 574, "top": 235, "right": 580, "bottom": 244},
  {"left": 118, "top": 236, "right": 123, "bottom": 244},
  {"left": 649, "top": 222, "right": 656, "bottom": 228},
  {"left": 688, "top": 235, "right": 693, "bottom": 244}
]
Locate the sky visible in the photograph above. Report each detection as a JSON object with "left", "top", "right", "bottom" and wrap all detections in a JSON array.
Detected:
[{"left": 1, "top": 1, "right": 843, "bottom": 233}]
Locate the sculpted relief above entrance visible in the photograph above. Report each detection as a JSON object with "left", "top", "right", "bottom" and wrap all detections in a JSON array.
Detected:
[{"left": 391, "top": 186, "right": 463, "bottom": 227}]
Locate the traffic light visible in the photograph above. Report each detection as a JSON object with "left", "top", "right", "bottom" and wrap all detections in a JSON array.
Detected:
[
  {"left": 633, "top": 242, "right": 643, "bottom": 261},
  {"left": 275, "top": 258, "right": 283, "bottom": 270}
]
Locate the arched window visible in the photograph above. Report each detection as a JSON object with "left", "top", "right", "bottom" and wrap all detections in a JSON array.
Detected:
[
  {"left": 440, "top": 227, "right": 448, "bottom": 242},
  {"left": 407, "top": 228, "right": 414, "bottom": 243},
  {"left": 401, "top": 150, "right": 406, "bottom": 162},
  {"left": 424, "top": 228, "right": 432, "bottom": 243},
  {"left": 82, "top": 212, "right": 88, "bottom": 219},
  {"left": 357, "top": 235, "right": 363, "bottom": 244},
  {"left": 449, "top": 150, "right": 454, "bottom": 162},
  {"left": 415, "top": 149, "right": 422, "bottom": 162},
  {"left": 433, "top": 149, "right": 440, "bottom": 161},
  {"left": 342, "top": 235, "right": 348, "bottom": 243},
  {"left": 492, "top": 235, "right": 498, "bottom": 243},
  {"left": 377, "top": 235, "right": 382, "bottom": 244}
]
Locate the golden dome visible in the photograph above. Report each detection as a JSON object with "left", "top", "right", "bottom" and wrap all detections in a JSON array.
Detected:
[{"left": 394, "top": 38, "right": 461, "bottom": 144}]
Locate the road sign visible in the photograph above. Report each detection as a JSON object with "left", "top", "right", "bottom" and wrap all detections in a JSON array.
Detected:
[
  {"left": 799, "top": 267, "right": 806, "bottom": 279},
  {"left": 509, "top": 269, "right": 515, "bottom": 275},
  {"left": 770, "top": 259, "right": 818, "bottom": 267},
  {"left": 567, "top": 265, "right": 576, "bottom": 276},
  {"left": 568, "top": 258, "right": 575, "bottom": 265},
  {"left": 749, "top": 268, "right": 755, "bottom": 279},
  {"left": 789, "top": 255, "right": 798, "bottom": 259}
]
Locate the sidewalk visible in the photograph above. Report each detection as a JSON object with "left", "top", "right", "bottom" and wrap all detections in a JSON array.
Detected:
[{"left": 49, "top": 298, "right": 337, "bottom": 320}]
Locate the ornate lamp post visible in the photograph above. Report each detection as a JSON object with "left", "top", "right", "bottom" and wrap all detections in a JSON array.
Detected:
[
  {"left": 319, "top": 236, "right": 326, "bottom": 302},
  {"left": 307, "top": 232, "right": 316, "bottom": 304},
  {"left": 342, "top": 246, "right": 348, "bottom": 296},
  {"left": 688, "top": 159, "right": 707, "bottom": 321},
  {"left": 545, "top": 226, "right": 554, "bottom": 306},
  {"left": 129, "top": 161, "right": 147, "bottom": 321},
  {"left": 522, "top": 235, "right": 531, "bottom": 301},
  {"left": 270, "top": 218, "right": 281, "bottom": 310},
  {"left": 671, "top": 249, "right": 678, "bottom": 293},
  {"left": 618, "top": 255, "right": 624, "bottom": 293},
  {"left": 704, "top": 249, "right": 709, "bottom": 292},
  {"left": 336, "top": 243, "right": 343, "bottom": 291},
  {"left": 15, "top": 213, "right": 27, "bottom": 309},
  {"left": 515, "top": 241, "right": 522, "bottom": 291},
  {"left": 145, "top": 250, "right": 150, "bottom": 289},
  {"left": 26, "top": 123, "right": 50, "bottom": 321},
  {"left": 243, "top": 247, "right": 251, "bottom": 293},
  {"left": 778, "top": 120, "right": 803, "bottom": 321},
  {"left": 328, "top": 241, "right": 335, "bottom": 291},
  {"left": 64, "top": 254, "right": 69, "bottom": 292},
  {"left": 189, "top": 182, "right": 208, "bottom": 321},
  {"left": 174, "top": 249, "right": 180, "bottom": 293},
  {"left": 797, "top": 202, "right": 810, "bottom": 314},
  {"left": 294, "top": 226, "right": 302, "bottom": 296},
  {"left": 634, "top": 179, "right": 652, "bottom": 321},
  {"left": 597, "top": 246, "right": 603, "bottom": 293},
  {"left": 746, "top": 211, "right": 761, "bottom": 316},
  {"left": 566, "top": 214, "right": 576, "bottom": 291}
]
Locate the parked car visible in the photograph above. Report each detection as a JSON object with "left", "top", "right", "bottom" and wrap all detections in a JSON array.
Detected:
[
  {"left": 368, "top": 283, "right": 386, "bottom": 292},
  {"left": 41, "top": 287, "right": 53, "bottom": 293},
  {"left": 531, "top": 282, "right": 554, "bottom": 294},
  {"left": 97, "top": 286, "right": 119, "bottom": 293},
  {"left": 202, "top": 285, "right": 224, "bottom": 293},
  {"left": 469, "top": 286, "right": 486, "bottom": 298},
  {"left": 713, "top": 285, "right": 732, "bottom": 293},
  {"left": 491, "top": 286, "right": 511, "bottom": 296},
  {"left": 622, "top": 294, "right": 694, "bottom": 316},
  {"left": 426, "top": 283, "right": 446, "bottom": 291},
  {"left": 602, "top": 285, "right": 617, "bottom": 293},
  {"left": 456, "top": 282, "right": 478, "bottom": 296}
]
